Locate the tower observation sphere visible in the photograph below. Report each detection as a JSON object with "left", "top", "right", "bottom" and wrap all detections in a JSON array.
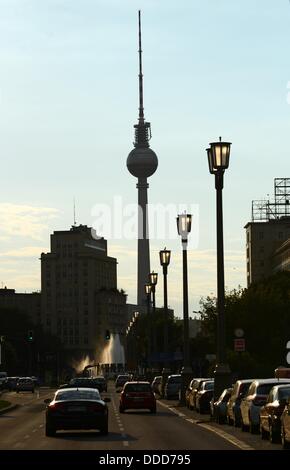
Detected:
[{"left": 127, "top": 147, "right": 158, "bottom": 178}]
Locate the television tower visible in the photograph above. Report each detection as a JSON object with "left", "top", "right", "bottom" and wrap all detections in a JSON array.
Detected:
[{"left": 127, "top": 11, "right": 158, "bottom": 306}]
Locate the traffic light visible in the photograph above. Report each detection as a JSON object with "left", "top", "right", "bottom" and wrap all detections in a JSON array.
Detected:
[
  {"left": 105, "top": 329, "right": 110, "bottom": 340},
  {"left": 27, "top": 330, "right": 34, "bottom": 342}
]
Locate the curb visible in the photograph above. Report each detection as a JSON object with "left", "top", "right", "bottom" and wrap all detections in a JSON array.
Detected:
[{"left": 0, "top": 404, "right": 19, "bottom": 416}]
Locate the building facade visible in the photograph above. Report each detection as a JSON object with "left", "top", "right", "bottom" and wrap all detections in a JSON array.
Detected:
[
  {"left": 0, "top": 287, "right": 41, "bottom": 325},
  {"left": 41, "top": 224, "right": 127, "bottom": 362},
  {"left": 245, "top": 218, "right": 290, "bottom": 286}
]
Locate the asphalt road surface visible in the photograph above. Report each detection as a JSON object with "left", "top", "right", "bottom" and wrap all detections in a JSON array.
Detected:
[{"left": 0, "top": 384, "right": 282, "bottom": 450}]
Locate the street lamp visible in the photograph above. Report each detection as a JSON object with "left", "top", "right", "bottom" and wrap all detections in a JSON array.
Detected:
[
  {"left": 177, "top": 212, "right": 192, "bottom": 404},
  {"left": 149, "top": 271, "right": 158, "bottom": 363},
  {"left": 144, "top": 283, "right": 152, "bottom": 369},
  {"left": 159, "top": 248, "right": 171, "bottom": 396},
  {"left": 207, "top": 136, "right": 232, "bottom": 400}
]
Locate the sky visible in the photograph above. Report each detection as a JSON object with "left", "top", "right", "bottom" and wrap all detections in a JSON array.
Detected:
[{"left": 0, "top": 0, "right": 290, "bottom": 318}]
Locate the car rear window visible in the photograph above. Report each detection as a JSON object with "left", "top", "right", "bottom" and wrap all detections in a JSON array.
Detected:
[
  {"left": 239, "top": 382, "right": 251, "bottom": 395},
  {"left": 169, "top": 376, "right": 181, "bottom": 384},
  {"left": 278, "top": 388, "right": 290, "bottom": 400},
  {"left": 204, "top": 382, "right": 214, "bottom": 390},
  {"left": 125, "top": 383, "right": 151, "bottom": 392},
  {"left": 257, "top": 383, "right": 286, "bottom": 395},
  {"left": 56, "top": 389, "right": 100, "bottom": 401}
]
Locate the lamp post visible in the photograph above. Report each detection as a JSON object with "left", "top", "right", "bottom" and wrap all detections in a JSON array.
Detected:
[
  {"left": 149, "top": 271, "right": 158, "bottom": 367},
  {"left": 159, "top": 248, "right": 171, "bottom": 397},
  {"left": 144, "top": 283, "right": 152, "bottom": 369},
  {"left": 206, "top": 136, "right": 232, "bottom": 400},
  {"left": 177, "top": 213, "right": 192, "bottom": 404}
]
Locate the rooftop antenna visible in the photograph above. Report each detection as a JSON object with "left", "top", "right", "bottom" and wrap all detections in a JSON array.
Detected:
[
  {"left": 138, "top": 10, "right": 144, "bottom": 124},
  {"left": 73, "top": 197, "right": 77, "bottom": 226},
  {"left": 133, "top": 10, "right": 151, "bottom": 148}
]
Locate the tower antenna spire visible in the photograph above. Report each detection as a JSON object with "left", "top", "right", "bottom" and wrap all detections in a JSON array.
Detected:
[
  {"left": 73, "top": 197, "right": 76, "bottom": 226},
  {"left": 134, "top": 10, "right": 151, "bottom": 148},
  {"left": 138, "top": 10, "right": 144, "bottom": 123}
]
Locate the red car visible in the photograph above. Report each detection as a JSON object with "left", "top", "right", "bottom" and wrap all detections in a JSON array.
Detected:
[{"left": 119, "top": 381, "right": 156, "bottom": 413}]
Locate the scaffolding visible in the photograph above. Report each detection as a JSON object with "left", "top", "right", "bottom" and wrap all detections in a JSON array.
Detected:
[{"left": 252, "top": 178, "right": 290, "bottom": 222}]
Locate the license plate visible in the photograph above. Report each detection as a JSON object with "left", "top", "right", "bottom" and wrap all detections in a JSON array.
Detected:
[
  {"left": 67, "top": 406, "right": 86, "bottom": 412},
  {"left": 133, "top": 397, "right": 143, "bottom": 401}
]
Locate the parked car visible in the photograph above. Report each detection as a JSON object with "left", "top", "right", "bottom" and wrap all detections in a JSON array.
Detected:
[
  {"left": 115, "top": 374, "right": 131, "bottom": 391},
  {"left": 164, "top": 374, "right": 181, "bottom": 400},
  {"left": 227, "top": 379, "right": 253, "bottom": 426},
  {"left": 119, "top": 381, "right": 156, "bottom": 413},
  {"left": 44, "top": 387, "right": 110, "bottom": 436},
  {"left": 151, "top": 376, "right": 162, "bottom": 394},
  {"left": 212, "top": 387, "right": 233, "bottom": 424},
  {"left": 240, "top": 378, "right": 290, "bottom": 434},
  {"left": 92, "top": 376, "right": 107, "bottom": 393},
  {"left": 281, "top": 397, "right": 290, "bottom": 449},
  {"left": 260, "top": 384, "right": 290, "bottom": 443},
  {"left": 5, "top": 377, "right": 19, "bottom": 391},
  {"left": 16, "top": 377, "right": 35, "bottom": 393},
  {"left": 0, "top": 371, "right": 7, "bottom": 390},
  {"left": 188, "top": 378, "right": 213, "bottom": 410},
  {"left": 195, "top": 380, "right": 214, "bottom": 414}
]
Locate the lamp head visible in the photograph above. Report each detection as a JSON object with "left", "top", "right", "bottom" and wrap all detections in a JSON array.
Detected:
[
  {"left": 159, "top": 247, "right": 171, "bottom": 267},
  {"left": 208, "top": 136, "right": 231, "bottom": 171},
  {"left": 149, "top": 270, "right": 158, "bottom": 286}
]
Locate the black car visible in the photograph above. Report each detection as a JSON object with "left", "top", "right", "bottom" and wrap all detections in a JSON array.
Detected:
[{"left": 44, "top": 387, "right": 110, "bottom": 437}]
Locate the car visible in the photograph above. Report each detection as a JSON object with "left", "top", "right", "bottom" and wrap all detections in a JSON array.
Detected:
[
  {"left": 260, "top": 384, "right": 290, "bottom": 443},
  {"left": 5, "top": 377, "right": 20, "bottom": 391},
  {"left": 119, "top": 381, "right": 156, "bottom": 413},
  {"left": 91, "top": 376, "right": 107, "bottom": 393},
  {"left": 195, "top": 380, "right": 214, "bottom": 414},
  {"left": 281, "top": 397, "right": 290, "bottom": 449},
  {"left": 240, "top": 378, "right": 290, "bottom": 434},
  {"left": 164, "top": 374, "right": 182, "bottom": 400},
  {"left": 188, "top": 378, "right": 213, "bottom": 410},
  {"left": 0, "top": 371, "right": 7, "bottom": 390},
  {"left": 16, "top": 377, "right": 35, "bottom": 393},
  {"left": 115, "top": 374, "right": 131, "bottom": 391},
  {"left": 212, "top": 388, "right": 233, "bottom": 424},
  {"left": 151, "top": 376, "right": 162, "bottom": 394},
  {"left": 226, "top": 379, "right": 254, "bottom": 426},
  {"left": 44, "top": 387, "right": 110, "bottom": 437}
]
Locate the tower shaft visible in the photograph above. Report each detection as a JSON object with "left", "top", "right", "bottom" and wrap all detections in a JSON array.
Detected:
[{"left": 137, "top": 177, "right": 150, "bottom": 305}]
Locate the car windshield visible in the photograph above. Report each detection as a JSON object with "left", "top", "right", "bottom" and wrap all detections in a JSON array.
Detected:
[
  {"left": 278, "top": 388, "right": 290, "bottom": 400},
  {"left": 55, "top": 389, "right": 101, "bottom": 401},
  {"left": 125, "top": 383, "right": 151, "bottom": 392}
]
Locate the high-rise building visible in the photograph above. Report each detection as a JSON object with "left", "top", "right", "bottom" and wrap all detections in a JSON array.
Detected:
[
  {"left": 41, "top": 224, "right": 127, "bottom": 361},
  {"left": 245, "top": 178, "right": 290, "bottom": 286},
  {"left": 127, "top": 11, "right": 158, "bottom": 306}
]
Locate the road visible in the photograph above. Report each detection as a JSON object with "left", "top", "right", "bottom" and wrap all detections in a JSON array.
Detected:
[
  {"left": 0, "top": 384, "right": 235, "bottom": 450},
  {"left": 0, "top": 384, "right": 282, "bottom": 450}
]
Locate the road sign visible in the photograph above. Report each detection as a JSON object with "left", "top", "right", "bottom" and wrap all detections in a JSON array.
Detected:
[
  {"left": 234, "top": 338, "right": 245, "bottom": 352},
  {"left": 234, "top": 328, "right": 244, "bottom": 338}
]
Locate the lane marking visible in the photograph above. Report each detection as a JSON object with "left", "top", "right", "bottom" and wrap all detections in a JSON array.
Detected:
[
  {"left": 199, "top": 423, "right": 254, "bottom": 451},
  {"left": 157, "top": 400, "right": 254, "bottom": 451},
  {"left": 32, "top": 429, "right": 37, "bottom": 433}
]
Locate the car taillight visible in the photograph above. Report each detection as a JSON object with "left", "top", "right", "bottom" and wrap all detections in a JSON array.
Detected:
[
  {"left": 88, "top": 403, "right": 104, "bottom": 412},
  {"left": 49, "top": 403, "right": 66, "bottom": 412}
]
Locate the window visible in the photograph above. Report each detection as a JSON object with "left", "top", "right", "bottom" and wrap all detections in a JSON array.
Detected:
[{"left": 259, "top": 232, "right": 264, "bottom": 240}]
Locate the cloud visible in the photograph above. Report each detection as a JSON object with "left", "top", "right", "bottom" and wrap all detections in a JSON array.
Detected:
[
  {"left": 0, "top": 246, "right": 46, "bottom": 258},
  {"left": 0, "top": 203, "right": 60, "bottom": 240}
]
